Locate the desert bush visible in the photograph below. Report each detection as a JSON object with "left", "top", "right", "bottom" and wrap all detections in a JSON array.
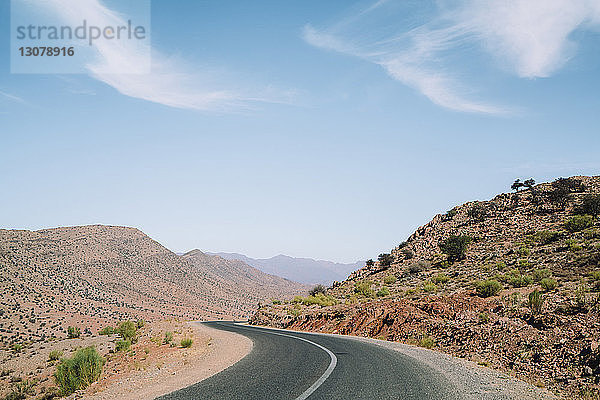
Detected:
[
  {"left": 468, "top": 203, "right": 488, "bottom": 222},
  {"left": 540, "top": 278, "right": 558, "bottom": 291},
  {"left": 418, "top": 335, "right": 435, "bottom": 349},
  {"left": 378, "top": 253, "right": 394, "bottom": 267},
  {"left": 180, "top": 338, "right": 193, "bottom": 348},
  {"left": 408, "top": 260, "right": 430, "bottom": 274},
  {"left": 507, "top": 269, "right": 533, "bottom": 288},
  {"left": 54, "top": 346, "right": 104, "bottom": 396},
  {"left": 478, "top": 312, "right": 490, "bottom": 324},
  {"left": 517, "top": 246, "right": 531, "bottom": 257},
  {"left": 115, "top": 340, "right": 131, "bottom": 352},
  {"left": 116, "top": 321, "right": 138, "bottom": 344},
  {"left": 67, "top": 326, "right": 80, "bottom": 339},
  {"left": 439, "top": 235, "right": 471, "bottom": 262},
  {"left": 164, "top": 332, "right": 174, "bottom": 344},
  {"left": 531, "top": 230, "right": 561, "bottom": 245},
  {"left": 532, "top": 268, "right": 551, "bottom": 282},
  {"left": 365, "top": 259, "right": 374, "bottom": 267},
  {"left": 354, "top": 281, "right": 375, "bottom": 297},
  {"left": 589, "top": 271, "right": 600, "bottom": 292},
  {"left": 475, "top": 280, "right": 502, "bottom": 298},
  {"left": 4, "top": 380, "right": 36, "bottom": 400},
  {"left": 565, "top": 215, "right": 594, "bottom": 232},
  {"left": 432, "top": 273, "right": 449, "bottom": 284},
  {"left": 302, "top": 293, "right": 337, "bottom": 306},
  {"left": 309, "top": 285, "right": 327, "bottom": 296},
  {"left": 580, "top": 194, "right": 600, "bottom": 217},
  {"left": 528, "top": 290, "right": 544, "bottom": 315},
  {"left": 445, "top": 209, "right": 457, "bottom": 220},
  {"left": 566, "top": 239, "right": 582, "bottom": 252},
  {"left": 292, "top": 296, "right": 303, "bottom": 303},
  {"left": 376, "top": 286, "right": 390, "bottom": 297},
  {"left": 383, "top": 275, "right": 397, "bottom": 285},
  {"left": 98, "top": 326, "right": 114, "bottom": 335},
  {"left": 401, "top": 248, "right": 414, "bottom": 259},
  {"left": 136, "top": 320, "right": 145, "bottom": 329},
  {"left": 271, "top": 299, "right": 282, "bottom": 305},
  {"left": 11, "top": 344, "right": 23, "bottom": 353},
  {"left": 48, "top": 350, "right": 63, "bottom": 362},
  {"left": 422, "top": 282, "right": 438, "bottom": 293}
]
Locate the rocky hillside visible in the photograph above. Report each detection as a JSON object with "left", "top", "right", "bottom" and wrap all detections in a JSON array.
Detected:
[
  {"left": 250, "top": 176, "right": 600, "bottom": 399},
  {"left": 208, "top": 252, "right": 363, "bottom": 284},
  {"left": 0, "top": 225, "right": 308, "bottom": 348}
]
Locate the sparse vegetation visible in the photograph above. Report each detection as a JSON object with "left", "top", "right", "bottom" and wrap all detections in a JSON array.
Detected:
[
  {"left": 309, "top": 284, "right": 327, "bottom": 296},
  {"left": 3, "top": 379, "right": 36, "bottom": 400},
  {"left": 531, "top": 230, "right": 561, "bottom": 245},
  {"left": 116, "top": 320, "right": 138, "bottom": 343},
  {"left": 376, "top": 286, "right": 390, "bottom": 297},
  {"left": 528, "top": 290, "right": 544, "bottom": 315},
  {"left": 408, "top": 260, "right": 430, "bottom": 274},
  {"left": 354, "top": 281, "right": 376, "bottom": 298},
  {"left": 432, "top": 273, "right": 449, "bottom": 284},
  {"left": 115, "top": 339, "right": 131, "bottom": 352},
  {"left": 164, "top": 332, "right": 174, "bottom": 345},
  {"left": 98, "top": 326, "right": 115, "bottom": 335},
  {"left": 540, "top": 278, "right": 558, "bottom": 292},
  {"left": 418, "top": 335, "right": 435, "bottom": 349},
  {"left": 580, "top": 194, "right": 600, "bottom": 217},
  {"left": 439, "top": 235, "right": 471, "bottom": 262},
  {"left": 468, "top": 203, "right": 488, "bottom": 222},
  {"left": 54, "top": 346, "right": 104, "bottom": 396},
  {"left": 383, "top": 275, "right": 397, "bottom": 285},
  {"left": 180, "top": 338, "right": 193, "bottom": 348},
  {"left": 67, "top": 326, "right": 80, "bottom": 339},
  {"left": 565, "top": 215, "right": 594, "bottom": 233},
  {"left": 475, "top": 279, "right": 502, "bottom": 298},
  {"left": 301, "top": 293, "right": 338, "bottom": 306},
  {"left": 532, "top": 268, "right": 551, "bottom": 282},
  {"left": 48, "top": 350, "right": 63, "bottom": 362},
  {"left": 378, "top": 253, "right": 394, "bottom": 267},
  {"left": 422, "top": 282, "right": 438, "bottom": 293}
]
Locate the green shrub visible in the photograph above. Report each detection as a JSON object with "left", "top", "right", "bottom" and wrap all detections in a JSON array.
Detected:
[
  {"left": 475, "top": 280, "right": 502, "bottom": 298},
  {"left": 376, "top": 286, "right": 390, "bottom": 297},
  {"left": 445, "top": 209, "right": 457, "bottom": 219},
  {"left": 292, "top": 295, "right": 303, "bottom": 303},
  {"left": 566, "top": 239, "right": 582, "bottom": 252},
  {"left": 580, "top": 194, "right": 600, "bottom": 217},
  {"left": 48, "top": 350, "right": 63, "bottom": 362},
  {"left": 432, "top": 273, "right": 449, "bottom": 284},
  {"left": 11, "top": 344, "right": 23, "bottom": 353},
  {"left": 506, "top": 269, "right": 533, "bottom": 287},
  {"left": 4, "top": 380, "right": 36, "bottom": 400},
  {"left": 136, "top": 319, "right": 145, "bottom": 329},
  {"left": 517, "top": 246, "right": 531, "bottom": 257},
  {"left": 164, "top": 332, "right": 174, "bottom": 345},
  {"left": 478, "top": 312, "right": 490, "bottom": 324},
  {"left": 518, "top": 259, "right": 531, "bottom": 268},
  {"left": 54, "top": 346, "right": 104, "bottom": 396},
  {"left": 308, "top": 285, "right": 327, "bottom": 296},
  {"left": 180, "top": 338, "right": 193, "bottom": 348},
  {"left": 383, "top": 275, "right": 397, "bottom": 285},
  {"left": 565, "top": 215, "right": 595, "bottom": 232},
  {"left": 418, "top": 335, "right": 435, "bottom": 349},
  {"left": 98, "top": 326, "right": 114, "bottom": 335},
  {"left": 439, "top": 235, "right": 472, "bottom": 262},
  {"left": 378, "top": 253, "right": 394, "bottom": 267},
  {"left": 532, "top": 268, "right": 551, "bottom": 282},
  {"left": 408, "top": 260, "right": 430, "bottom": 273},
  {"left": 589, "top": 271, "right": 600, "bottom": 291},
  {"left": 271, "top": 299, "right": 282, "bottom": 305},
  {"left": 422, "top": 282, "right": 438, "bottom": 293},
  {"left": 301, "top": 293, "right": 338, "bottom": 306},
  {"left": 532, "top": 230, "right": 561, "bottom": 245},
  {"left": 116, "top": 321, "right": 138, "bottom": 343},
  {"left": 528, "top": 290, "right": 544, "bottom": 315},
  {"left": 67, "top": 326, "right": 80, "bottom": 339},
  {"left": 354, "top": 281, "right": 375, "bottom": 297},
  {"left": 540, "top": 278, "right": 558, "bottom": 292},
  {"left": 115, "top": 340, "right": 131, "bottom": 352}
]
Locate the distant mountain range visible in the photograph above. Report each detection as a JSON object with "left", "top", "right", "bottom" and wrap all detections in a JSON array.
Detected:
[{"left": 207, "top": 252, "right": 365, "bottom": 285}]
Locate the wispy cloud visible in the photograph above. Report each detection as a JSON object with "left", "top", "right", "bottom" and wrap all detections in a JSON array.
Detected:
[
  {"left": 303, "top": 0, "right": 600, "bottom": 113},
  {"left": 0, "top": 90, "right": 25, "bottom": 104},
  {"left": 39, "top": 0, "right": 286, "bottom": 112}
]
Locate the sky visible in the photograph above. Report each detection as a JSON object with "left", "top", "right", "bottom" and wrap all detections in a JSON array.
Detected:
[{"left": 1, "top": 0, "right": 599, "bottom": 263}]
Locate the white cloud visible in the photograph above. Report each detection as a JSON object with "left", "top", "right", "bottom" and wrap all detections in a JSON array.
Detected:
[
  {"left": 303, "top": 0, "right": 600, "bottom": 113},
  {"left": 0, "top": 90, "right": 25, "bottom": 104},
  {"left": 39, "top": 0, "right": 284, "bottom": 112}
]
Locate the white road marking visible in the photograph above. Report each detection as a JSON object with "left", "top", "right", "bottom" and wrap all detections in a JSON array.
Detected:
[{"left": 230, "top": 324, "right": 338, "bottom": 400}]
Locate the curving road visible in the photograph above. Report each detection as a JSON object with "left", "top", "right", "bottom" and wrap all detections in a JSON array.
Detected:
[{"left": 157, "top": 321, "right": 460, "bottom": 400}]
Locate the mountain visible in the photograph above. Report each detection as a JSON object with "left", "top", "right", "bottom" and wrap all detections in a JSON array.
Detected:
[
  {"left": 251, "top": 176, "right": 600, "bottom": 399},
  {"left": 207, "top": 252, "right": 364, "bottom": 285},
  {"left": 0, "top": 225, "right": 307, "bottom": 346}
]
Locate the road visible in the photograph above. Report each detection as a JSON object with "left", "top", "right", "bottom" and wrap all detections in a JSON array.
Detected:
[{"left": 157, "top": 321, "right": 459, "bottom": 400}]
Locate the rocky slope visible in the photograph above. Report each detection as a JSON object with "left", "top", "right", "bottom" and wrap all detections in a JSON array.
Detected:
[
  {"left": 0, "top": 225, "right": 307, "bottom": 347},
  {"left": 250, "top": 176, "right": 600, "bottom": 399},
  {"left": 208, "top": 252, "right": 363, "bottom": 284}
]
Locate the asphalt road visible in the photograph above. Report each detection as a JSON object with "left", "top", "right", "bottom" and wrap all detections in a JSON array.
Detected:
[{"left": 157, "top": 321, "right": 458, "bottom": 400}]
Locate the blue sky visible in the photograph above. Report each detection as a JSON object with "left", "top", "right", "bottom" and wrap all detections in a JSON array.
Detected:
[{"left": 1, "top": 0, "right": 599, "bottom": 263}]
